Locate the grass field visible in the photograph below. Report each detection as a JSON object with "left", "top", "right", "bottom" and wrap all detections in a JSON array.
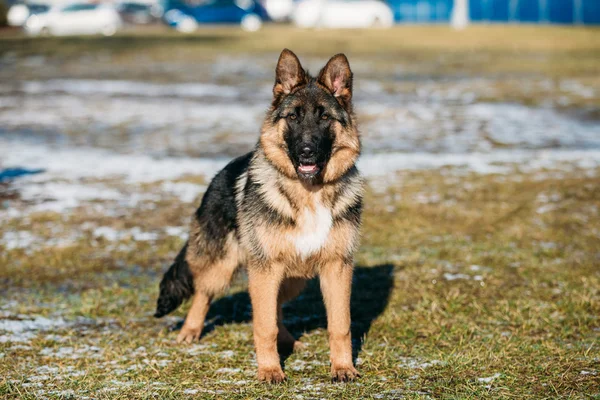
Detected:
[{"left": 1, "top": 25, "right": 600, "bottom": 399}]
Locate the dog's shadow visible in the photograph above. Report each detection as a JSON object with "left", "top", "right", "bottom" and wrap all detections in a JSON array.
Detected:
[{"left": 173, "top": 264, "right": 394, "bottom": 364}]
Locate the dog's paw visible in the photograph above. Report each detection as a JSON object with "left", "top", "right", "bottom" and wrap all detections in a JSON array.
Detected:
[
  {"left": 176, "top": 326, "right": 201, "bottom": 344},
  {"left": 331, "top": 365, "right": 360, "bottom": 382},
  {"left": 258, "top": 367, "right": 286, "bottom": 383}
]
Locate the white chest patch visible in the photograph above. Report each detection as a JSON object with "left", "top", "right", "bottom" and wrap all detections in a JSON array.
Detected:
[{"left": 288, "top": 203, "right": 333, "bottom": 258}]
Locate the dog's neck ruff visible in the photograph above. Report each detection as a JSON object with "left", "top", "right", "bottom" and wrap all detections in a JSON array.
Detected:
[{"left": 288, "top": 202, "right": 333, "bottom": 259}]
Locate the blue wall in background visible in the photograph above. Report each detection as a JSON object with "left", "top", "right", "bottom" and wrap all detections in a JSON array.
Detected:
[{"left": 386, "top": 0, "right": 600, "bottom": 24}]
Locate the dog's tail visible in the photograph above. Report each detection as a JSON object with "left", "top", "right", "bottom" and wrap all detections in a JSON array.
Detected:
[{"left": 154, "top": 243, "right": 195, "bottom": 318}]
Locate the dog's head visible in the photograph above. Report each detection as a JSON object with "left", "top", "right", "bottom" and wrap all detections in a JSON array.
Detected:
[{"left": 260, "top": 49, "right": 360, "bottom": 184}]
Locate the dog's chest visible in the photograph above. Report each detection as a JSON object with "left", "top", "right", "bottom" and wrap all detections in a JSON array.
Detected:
[{"left": 287, "top": 202, "right": 333, "bottom": 259}]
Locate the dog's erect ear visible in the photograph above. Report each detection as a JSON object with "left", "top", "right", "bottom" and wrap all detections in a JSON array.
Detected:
[
  {"left": 318, "top": 53, "right": 353, "bottom": 106},
  {"left": 274, "top": 49, "right": 307, "bottom": 97}
]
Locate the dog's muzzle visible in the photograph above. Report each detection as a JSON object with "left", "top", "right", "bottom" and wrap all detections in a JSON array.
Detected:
[{"left": 297, "top": 143, "right": 320, "bottom": 178}]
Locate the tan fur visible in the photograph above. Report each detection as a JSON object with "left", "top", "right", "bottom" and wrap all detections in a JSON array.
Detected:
[
  {"left": 320, "top": 259, "right": 358, "bottom": 380},
  {"left": 323, "top": 122, "right": 361, "bottom": 183},
  {"left": 179, "top": 232, "right": 242, "bottom": 343},
  {"left": 172, "top": 50, "right": 363, "bottom": 383},
  {"left": 238, "top": 154, "right": 362, "bottom": 275},
  {"left": 248, "top": 263, "right": 286, "bottom": 383},
  {"left": 259, "top": 119, "right": 298, "bottom": 180},
  {"left": 260, "top": 110, "right": 360, "bottom": 185}
]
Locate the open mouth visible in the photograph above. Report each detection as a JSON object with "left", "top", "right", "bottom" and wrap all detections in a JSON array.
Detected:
[{"left": 297, "top": 163, "right": 320, "bottom": 177}]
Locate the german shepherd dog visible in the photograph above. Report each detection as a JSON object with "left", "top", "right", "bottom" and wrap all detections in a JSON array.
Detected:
[{"left": 154, "top": 49, "right": 363, "bottom": 383}]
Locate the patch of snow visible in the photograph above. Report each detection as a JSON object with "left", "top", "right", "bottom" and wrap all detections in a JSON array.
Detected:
[
  {"left": 359, "top": 149, "right": 600, "bottom": 177},
  {"left": 0, "top": 231, "right": 36, "bottom": 250},
  {"left": 0, "top": 316, "right": 70, "bottom": 333},
  {"left": 398, "top": 357, "right": 443, "bottom": 369},
  {"left": 478, "top": 373, "right": 502, "bottom": 383},
  {"left": 22, "top": 382, "right": 44, "bottom": 388},
  {"left": 18, "top": 79, "right": 242, "bottom": 99},
  {"left": 8, "top": 344, "right": 32, "bottom": 350},
  {"left": 215, "top": 367, "right": 241, "bottom": 374},
  {"left": 39, "top": 345, "right": 103, "bottom": 359},
  {"left": 93, "top": 227, "right": 158, "bottom": 242},
  {"left": 560, "top": 80, "right": 595, "bottom": 99},
  {"left": 218, "top": 350, "right": 236, "bottom": 358},
  {"left": 165, "top": 226, "right": 187, "bottom": 240},
  {"left": 161, "top": 181, "right": 205, "bottom": 203},
  {"left": 580, "top": 370, "right": 597, "bottom": 375},
  {"left": 47, "top": 390, "right": 76, "bottom": 397},
  {"left": 93, "top": 226, "right": 121, "bottom": 241},
  {"left": 0, "top": 332, "right": 37, "bottom": 343},
  {"left": 0, "top": 142, "right": 228, "bottom": 185},
  {"left": 20, "top": 181, "right": 123, "bottom": 213},
  {"left": 443, "top": 273, "right": 471, "bottom": 281},
  {"left": 184, "top": 344, "right": 210, "bottom": 356}
]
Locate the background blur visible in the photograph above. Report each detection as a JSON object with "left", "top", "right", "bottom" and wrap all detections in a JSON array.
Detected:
[{"left": 1, "top": 1, "right": 599, "bottom": 399}]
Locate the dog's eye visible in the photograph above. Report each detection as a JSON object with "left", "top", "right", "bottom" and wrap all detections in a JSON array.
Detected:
[
  {"left": 321, "top": 114, "right": 329, "bottom": 120},
  {"left": 288, "top": 114, "right": 297, "bottom": 120}
]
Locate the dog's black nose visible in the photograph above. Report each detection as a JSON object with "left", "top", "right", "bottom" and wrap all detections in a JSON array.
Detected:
[{"left": 300, "top": 145, "right": 315, "bottom": 159}]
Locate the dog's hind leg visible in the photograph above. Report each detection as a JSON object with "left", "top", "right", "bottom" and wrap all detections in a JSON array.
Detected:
[
  {"left": 277, "top": 278, "right": 307, "bottom": 352},
  {"left": 178, "top": 233, "right": 240, "bottom": 344}
]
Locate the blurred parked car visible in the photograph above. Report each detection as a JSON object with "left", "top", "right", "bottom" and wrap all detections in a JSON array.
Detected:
[
  {"left": 7, "top": 2, "right": 50, "bottom": 26},
  {"left": 25, "top": 2, "right": 122, "bottom": 36},
  {"left": 163, "top": 0, "right": 267, "bottom": 32},
  {"left": 116, "top": 1, "right": 163, "bottom": 24},
  {"left": 261, "top": 0, "right": 294, "bottom": 21},
  {"left": 293, "top": 0, "right": 394, "bottom": 28}
]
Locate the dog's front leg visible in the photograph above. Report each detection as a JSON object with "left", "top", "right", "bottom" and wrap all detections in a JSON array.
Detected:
[
  {"left": 248, "top": 263, "right": 285, "bottom": 383},
  {"left": 320, "top": 259, "right": 360, "bottom": 382}
]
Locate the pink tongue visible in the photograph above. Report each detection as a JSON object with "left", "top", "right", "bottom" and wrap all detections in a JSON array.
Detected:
[{"left": 299, "top": 164, "right": 317, "bottom": 173}]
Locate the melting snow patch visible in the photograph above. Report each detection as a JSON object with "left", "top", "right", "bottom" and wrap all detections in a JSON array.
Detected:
[
  {"left": 184, "top": 343, "right": 211, "bottom": 356},
  {"left": 0, "top": 231, "right": 36, "bottom": 250},
  {"left": 288, "top": 359, "right": 327, "bottom": 372},
  {"left": 165, "top": 226, "right": 187, "bottom": 240},
  {"left": 8, "top": 344, "right": 32, "bottom": 350},
  {"left": 19, "top": 182, "right": 123, "bottom": 213},
  {"left": 443, "top": 273, "right": 471, "bottom": 281},
  {"left": 215, "top": 367, "right": 241, "bottom": 374},
  {"left": 0, "top": 332, "right": 37, "bottom": 343},
  {"left": 218, "top": 350, "right": 236, "bottom": 358},
  {"left": 0, "top": 142, "right": 227, "bottom": 184},
  {"left": 358, "top": 150, "right": 600, "bottom": 177},
  {"left": 398, "top": 357, "right": 443, "bottom": 369},
  {"left": 580, "top": 370, "right": 597, "bottom": 375},
  {"left": 39, "top": 345, "right": 103, "bottom": 359},
  {"left": 161, "top": 181, "right": 205, "bottom": 203},
  {"left": 18, "top": 79, "right": 242, "bottom": 99},
  {"left": 0, "top": 316, "right": 70, "bottom": 333},
  {"left": 478, "top": 373, "right": 502, "bottom": 383},
  {"left": 93, "top": 227, "right": 158, "bottom": 242}
]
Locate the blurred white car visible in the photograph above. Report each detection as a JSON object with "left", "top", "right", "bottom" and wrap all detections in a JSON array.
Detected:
[
  {"left": 293, "top": 0, "right": 394, "bottom": 28},
  {"left": 7, "top": 3, "right": 50, "bottom": 27},
  {"left": 25, "top": 2, "right": 122, "bottom": 36},
  {"left": 263, "top": 0, "right": 294, "bottom": 21}
]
